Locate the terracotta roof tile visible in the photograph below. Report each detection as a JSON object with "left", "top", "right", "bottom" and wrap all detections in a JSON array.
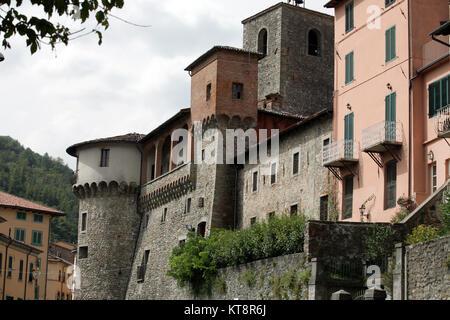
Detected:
[{"left": 0, "top": 191, "right": 65, "bottom": 216}]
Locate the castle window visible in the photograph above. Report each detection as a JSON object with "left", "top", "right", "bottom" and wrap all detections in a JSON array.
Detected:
[
  {"left": 79, "top": 246, "right": 88, "bottom": 260},
  {"left": 185, "top": 198, "right": 192, "bottom": 215},
  {"left": 258, "top": 28, "right": 268, "bottom": 56},
  {"left": 198, "top": 197, "right": 205, "bottom": 208},
  {"left": 270, "top": 162, "right": 277, "bottom": 184},
  {"left": 293, "top": 152, "right": 300, "bottom": 175},
  {"left": 81, "top": 212, "right": 87, "bottom": 233},
  {"left": 232, "top": 83, "right": 244, "bottom": 100},
  {"left": 144, "top": 214, "right": 150, "bottom": 229},
  {"left": 320, "top": 195, "right": 329, "bottom": 221},
  {"left": 250, "top": 217, "right": 257, "bottom": 226},
  {"left": 308, "top": 30, "right": 321, "bottom": 56},
  {"left": 290, "top": 204, "right": 298, "bottom": 216},
  {"left": 161, "top": 208, "right": 167, "bottom": 223},
  {"left": 197, "top": 222, "right": 207, "bottom": 238},
  {"left": 252, "top": 171, "right": 258, "bottom": 192},
  {"left": 206, "top": 83, "right": 212, "bottom": 101},
  {"left": 100, "top": 149, "right": 110, "bottom": 167}
]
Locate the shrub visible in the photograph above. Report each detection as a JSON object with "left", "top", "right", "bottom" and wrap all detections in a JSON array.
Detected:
[
  {"left": 364, "top": 224, "right": 397, "bottom": 264},
  {"left": 406, "top": 225, "right": 440, "bottom": 245},
  {"left": 167, "top": 214, "right": 307, "bottom": 296},
  {"left": 440, "top": 190, "right": 450, "bottom": 235}
]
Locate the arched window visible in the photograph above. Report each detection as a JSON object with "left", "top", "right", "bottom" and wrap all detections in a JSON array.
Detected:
[
  {"left": 161, "top": 136, "right": 171, "bottom": 175},
  {"left": 258, "top": 29, "right": 268, "bottom": 56},
  {"left": 197, "top": 222, "right": 207, "bottom": 238},
  {"left": 308, "top": 30, "right": 321, "bottom": 56}
]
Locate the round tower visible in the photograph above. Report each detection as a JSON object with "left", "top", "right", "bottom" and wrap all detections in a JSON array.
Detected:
[{"left": 67, "top": 133, "right": 143, "bottom": 300}]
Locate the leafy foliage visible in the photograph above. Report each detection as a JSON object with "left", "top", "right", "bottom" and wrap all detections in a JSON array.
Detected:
[
  {"left": 0, "top": 136, "right": 78, "bottom": 243},
  {"left": 167, "top": 214, "right": 307, "bottom": 296},
  {"left": 0, "top": 0, "right": 125, "bottom": 54},
  {"left": 363, "top": 224, "right": 398, "bottom": 264},
  {"left": 440, "top": 190, "right": 450, "bottom": 235},
  {"left": 406, "top": 225, "right": 440, "bottom": 245}
]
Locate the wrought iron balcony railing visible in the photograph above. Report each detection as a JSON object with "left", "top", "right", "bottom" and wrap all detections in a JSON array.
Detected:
[
  {"left": 436, "top": 105, "right": 450, "bottom": 138},
  {"left": 323, "top": 140, "right": 359, "bottom": 167},
  {"left": 361, "top": 121, "right": 403, "bottom": 153}
]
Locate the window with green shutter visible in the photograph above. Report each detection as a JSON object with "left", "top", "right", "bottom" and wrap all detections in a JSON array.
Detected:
[
  {"left": 343, "top": 175, "right": 354, "bottom": 220},
  {"left": 429, "top": 75, "right": 450, "bottom": 118},
  {"left": 16, "top": 212, "right": 26, "bottom": 221},
  {"left": 33, "top": 214, "right": 43, "bottom": 223},
  {"left": 386, "top": 26, "right": 396, "bottom": 63},
  {"left": 345, "top": 1, "right": 354, "bottom": 33},
  {"left": 385, "top": 92, "right": 397, "bottom": 141},
  {"left": 385, "top": 0, "right": 395, "bottom": 7},
  {"left": 32, "top": 231, "right": 43, "bottom": 246},
  {"left": 344, "top": 113, "right": 354, "bottom": 158},
  {"left": 345, "top": 51, "right": 354, "bottom": 85},
  {"left": 385, "top": 161, "right": 397, "bottom": 209},
  {"left": 14, "top": 228, "right": 25, "bottom": 243}
]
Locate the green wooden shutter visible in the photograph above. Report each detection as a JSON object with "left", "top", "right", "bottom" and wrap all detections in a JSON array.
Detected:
[
  {"left": 345, "top": 113, "right": 354, "bottom": 158},
  {"left": 386, "top": 92, "right": 397, "bottom": 141},
  {"left": 429, "top": 85, "right": 435, "bottom": 117},
  {"left": 386, "top": 26, "right": 396, "bottom": 62},
  {"left": 345, "top": 52, "right": 354, "bottom": 84}
]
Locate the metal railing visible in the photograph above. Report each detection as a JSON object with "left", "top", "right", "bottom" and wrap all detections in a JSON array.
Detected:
[
  {"left": 362, "top": 121, "right": 403, "bottom": 151},
  {"left": 323, "top": 140, "right": 359, "bottom": 165},
  {"left": 436, "top": 105, "right": 450, "bottom": 136}
]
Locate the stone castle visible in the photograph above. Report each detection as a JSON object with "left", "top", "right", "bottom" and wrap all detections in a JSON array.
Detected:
[{"left": 67, "top": 2, "right": 336, "bottom": 300}]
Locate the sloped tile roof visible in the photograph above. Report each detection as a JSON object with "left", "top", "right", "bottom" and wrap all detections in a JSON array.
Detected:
[{"left": 0, "top": 191, "right": 65, "bottom": 216}]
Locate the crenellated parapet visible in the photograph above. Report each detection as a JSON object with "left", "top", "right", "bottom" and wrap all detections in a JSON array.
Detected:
[
  {"left": 72, "top": 181, "right": 139, "bottom": 199},
  {"left": 139, "top": 175, "right": 195, "bottom": 212}
]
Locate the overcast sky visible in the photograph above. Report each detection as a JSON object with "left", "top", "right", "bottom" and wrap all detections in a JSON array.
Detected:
[{"left": 0, "top": 0, "right": 333, "bottom": 170}]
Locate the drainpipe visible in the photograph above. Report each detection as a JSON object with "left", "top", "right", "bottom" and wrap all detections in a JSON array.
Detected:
[
  {"left": 23, "top": 249, "right": 31, "bottom": 300},
  {"left": 2, "top": 233, "right": 12, "bottom": 300},
  {"left": 407, "top": 0, "right": 412, "bottom": 199}
]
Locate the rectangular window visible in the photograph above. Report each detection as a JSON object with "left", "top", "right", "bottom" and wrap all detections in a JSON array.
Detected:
[
  {"left": 385, "top": 26, "right": 396, "bottom": 63},
  {"left": 206, "top": 83, "right": 212, "bottom": 101},
  {"left": 271, "top": 163, "right": 277, "bottom": 184},
  {"left": 252, "top": 171, "right": 258, "bottom": 192},
  {"left": 33, "top": 214, "right": 43, "bottom": 223},
  {"left": 144, "top": 214, "right": 150, "bottom": 229},
  {"left": 29, "top": 263, "right": 34, "bottom": 282},
  {"left": 385, "top": 92, "right": 397, "bottom": 140},
  {"left": 16, "top": 212, "right": 26, "bottom": 221},
  {"left": 320, "top": 195, "right": 329, "bottom": 221},
  {"left": 250, "top": 217, "right": 257, "bottom": 226},
  {"left": 18, "top": 260, "right": 24, "bottom": 281},
  {"left": 293, "top": 152, "right": 300, "bottom": 175},
  {"left": 7, "top": 256, "right": 13, "bottom": 278},
  {"left": 429, "top": 75, "right": 449, "bottom": 118},
  {"left": 385, "top": 0, "right": 395, "bottom": 7},
  {"left": 161, "top": 208, "right": 168, "bottom": 223},
  {"left": 185, "top": 198, "right": 192, "bottom": 215},
  {"left": 290, "top": 204, "right": 298, "bottom": 216},
  {"left": 79, "top": 247, "right": 88, "bottom": 260},
  {"left": 345, "top": 1, "right": 354, "bottom": 33},
  {"left": 343, "top": 175, "right": 354, "bottom": 219},
  {"left": 232, "top": 83, "right": 244, "bottom": 100},
  {"left": 345, "top": 51, "right": 354, "bottom": 85},
  {"left": 385, "top": 161, "right": 397, "bottom": 209},
  {"left": 14, "top": 228, "right": 26, "bottom": 243},
  {"left": 344, "top": 113, "right": 354, "bottom": 158},
  {"left": 81, "top": 212, "right": 87, "bottom": 232},
  {"left": 100, "top": 149, "right": 110, "bottom": 167},
  {"left": 431, "top": 163, "right": 437, "bottom": 193},
  {"left": 31, "top": 231, "right": 43, "bottom": 246}
]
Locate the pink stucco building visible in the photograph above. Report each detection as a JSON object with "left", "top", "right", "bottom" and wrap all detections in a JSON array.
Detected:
[{"left": 323, "top": 0, "right": 449, "bottom": 222}]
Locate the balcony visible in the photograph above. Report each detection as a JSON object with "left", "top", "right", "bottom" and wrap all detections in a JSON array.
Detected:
[
  {"left": 362, "top": 121, "right": 403, "bottom": 153},
  {"left": 323, "top": 140, "right": 359, "bottom": 168},
  {"left": 436, "top": 105, "right": 450, "bottom": 138}
]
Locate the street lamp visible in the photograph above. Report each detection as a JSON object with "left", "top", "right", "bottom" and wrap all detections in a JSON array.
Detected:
[
  {"left": 0, "top": 53, "right": 4, "bottom": 62},
  {"left": 360, "top": 204, "right": 369, "bottom": 221}
]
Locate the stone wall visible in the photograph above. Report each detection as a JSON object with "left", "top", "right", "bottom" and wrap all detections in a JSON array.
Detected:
[
  {"left": 201, "top": 253, "right": 309, "bottom": 300},
  {"left": 75, "top": 187, "right": 140, "bottom": 300},
  {"left": 406, "top": 236, "right": 450, "bottom": 300},
  {"left": 237, "top": 112, "right": 333, "bottom": 228}
]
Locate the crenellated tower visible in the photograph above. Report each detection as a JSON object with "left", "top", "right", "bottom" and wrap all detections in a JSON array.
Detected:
[{"left": 67, "top": 133, "right": 143, "bottom": 300}]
